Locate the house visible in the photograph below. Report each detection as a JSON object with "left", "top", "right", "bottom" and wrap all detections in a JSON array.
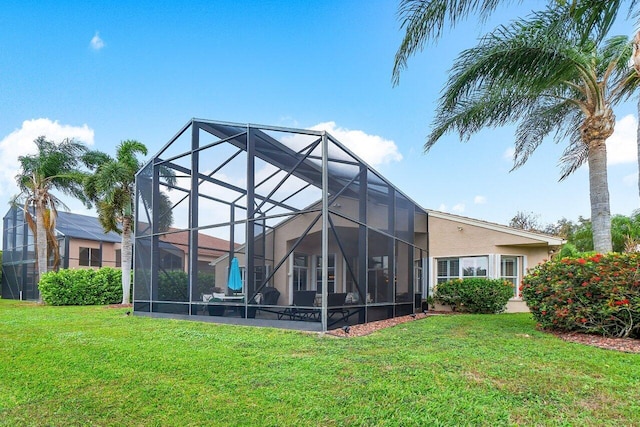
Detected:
[
  {"left": 133, "top": 119, "right": 563, "bottom": 331},
  {"left": 2, "top": 207, "right": 121, "bottom": 300},
  {"left": 426, "top": 210, "right": 564, "bottom": 312},
  {"left": 1, "top": 206, "right": 232, "bottom": 301}
]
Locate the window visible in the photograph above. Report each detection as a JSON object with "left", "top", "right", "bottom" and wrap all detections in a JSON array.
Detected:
[
  {"left": 462, "top": 257, "right": 488, "bottom": 277},
  {"left": 501, "top": 256, "right": 519, "bottom": 297},
  {"left": 437, "top": 256, "right": 488, "bottom": 284},
  {"left": 292, "top": 254, "right": 308, "bottom": 291},
  {"left": 437, "top": 258, "right": 460, "bottom": 284},
  {"left": 368, "top": 255, "right": 390, "bottom": 303},
  {"left": 116, "top": 249, "right": 122, "bottom": 268},
  {"left": 315, "top": 254, "right": 335, "bottom": 293},
  {"left": 414, "top": 259, "right": 423, "bottom": 294},
  {"left": 79, "top": 247, "right": 101, "bottom": 267},
  {"left": 253, "top": 265, "right": 270, "bottom": 288}
]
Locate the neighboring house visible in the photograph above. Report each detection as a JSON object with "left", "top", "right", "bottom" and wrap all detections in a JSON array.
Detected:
[
  {"left": 1, "top": 206, "right": 232, "bottom": 301},
  {"left": 1, "top": 206, "right": 121, "bottom": 300},
  {"left": 133, "top": 119, "right": 564, "bottom": 332},
  {"left": 159, "top": 227, "right": 236, "bottom": 276}
]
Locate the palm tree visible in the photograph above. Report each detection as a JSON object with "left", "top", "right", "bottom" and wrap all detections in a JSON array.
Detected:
[
  {"left": 15, "top": 136, "right": 95, "bottom": 299},
  {"left": 84, "top": 140, "right": 147, "bottom": 305},
  {"left": 425, "top": 7, "right": 637, "bottom": 252},
  {"left": 394, "top": 0, "right": 640, "bottom": 212},
  {"left": 85, "top": 140, "right": 175, "bottom": 305}
]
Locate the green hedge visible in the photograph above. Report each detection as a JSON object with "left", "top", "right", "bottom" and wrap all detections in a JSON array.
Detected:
[
  {"left": 157, "top": 270, "right": 215, "bottom": 301},
  {"left": 434, "top": 278, "right": 514, "bottom": 313},
  {"left": 39, "top": 268, "right": 123, "bottom": 306},
  {"left": 521, "top": 253, "right": 640, "bottom": 338}
]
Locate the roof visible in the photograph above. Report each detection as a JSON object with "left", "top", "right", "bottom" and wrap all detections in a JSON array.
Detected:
[
  {"left": 159, "top": 227, "right": 236, "bottom": 258},
  {"left": 56, "top": 211, "right": 121, "bottom": 243},
  {"left": 427, "top": 210, "right": 566, "bottom": 246},
  {"left": 148, "top": 119, "right": 427, "bottom": 215}
]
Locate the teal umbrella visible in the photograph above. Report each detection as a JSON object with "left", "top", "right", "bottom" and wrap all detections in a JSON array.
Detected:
[{"left": 228, "top": 257, "right": 243, "bottom": 293}]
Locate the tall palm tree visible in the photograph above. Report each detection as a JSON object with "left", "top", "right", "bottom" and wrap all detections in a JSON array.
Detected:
[
  {"left": 394, "top": 0, "right": 640, "bottom": 224},
  {"left": 84, "top": 140, "right": 148, "bottom": 305},
  {"left": 15, "top": 136, "right": 95, "bottom": 300},
  {"left": 426, "top": 7, "right": 637, "bottom": 252},
  {"left": 85, "top": 140, "right": 175, "bottom": 305}
]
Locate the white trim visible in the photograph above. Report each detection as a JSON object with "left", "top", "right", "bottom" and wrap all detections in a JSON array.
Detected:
[
  {"left": 288, "top": 253, "right": 294, "bottom": 304},
  {"left": 427, "top": 256, "right": 434, "bottom": 296},
  {"left": 488, "top": 254, "right": 496, "bottom": 278}
]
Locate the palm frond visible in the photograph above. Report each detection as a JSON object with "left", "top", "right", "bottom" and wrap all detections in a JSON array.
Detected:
[
  {"left": 558, "top": 139, "right": 589, "bottom": 179},
  {"left": 511, "top": 100, "right": 577, "bottom": 170},
  {"left": 392, "top": 0, "right": 512, "bottom": 85}
]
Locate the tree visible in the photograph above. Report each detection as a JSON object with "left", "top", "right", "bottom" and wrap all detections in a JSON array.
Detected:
[
  {"left": 84, "top": 140, "right": 146, "bottom": 305},
  {"left": 14, "top": 136, "right": 96, "bottom": 300},
  {"left": 393, "top": 0, "right": 515, "bottom": 85},
  {"left": 509, "top": 211, "right": 543, "bottom": 232},
  {"left": 85, "top": 140, "right": 175, "bottom": 305},
  {"left": 394, "top": 0, "right": 640, "bottom": 206},
  {"left": 424, "top": 6, "right": 637, "bottom": 252}
]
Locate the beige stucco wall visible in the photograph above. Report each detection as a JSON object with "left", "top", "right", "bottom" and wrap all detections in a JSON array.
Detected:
[
  {"left": 212, "top": 207, "right": 560, "bottom": 312},
  {"left": 67, "top": 238, "right": 121, "bottom": 269},
  {"left": 427, "top": 215, "right": 560, "bottom": 313},
  {"left": 214, "top": 202, "right": 430, "bottom": 304}
]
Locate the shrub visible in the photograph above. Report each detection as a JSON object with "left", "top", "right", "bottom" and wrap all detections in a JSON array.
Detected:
[
  {"left": 39, "top": 267, "right": 122, "bottom": 305},
  {"left": 156, "top": 270, "right": 216, "bottom": 301},
  {"left": 158, "top": 270, "right": 189, "bottom": 301},
  {"left": 434, "top": 278, "right": 514, "bottom": 314},
  {"left": 521, "top": 253, "right": 640, "bottom": 338}
]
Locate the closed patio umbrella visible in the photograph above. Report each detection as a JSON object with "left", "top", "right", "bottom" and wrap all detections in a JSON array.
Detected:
[{"left": 228, "top": 257, "right": 243, "bottom": 293}]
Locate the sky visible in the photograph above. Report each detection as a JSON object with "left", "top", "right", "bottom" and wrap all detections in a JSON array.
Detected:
[{"left": 0, "top": 0, "right": 638, "bottom": 245}]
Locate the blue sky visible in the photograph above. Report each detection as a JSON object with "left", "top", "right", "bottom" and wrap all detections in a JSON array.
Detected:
[{"left": 0, "top": 0, "right": 638, "bottom": 242}]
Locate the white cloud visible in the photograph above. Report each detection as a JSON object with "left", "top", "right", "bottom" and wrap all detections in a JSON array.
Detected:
[
  {"left": 438, "top": 203, "right": 447, "bottom": 212},
  {"left": 503, "top": 146, "right": 515, "bottom": 161},
  {"left": 474, "top": 195, "right": 487, "bottom": 204},
  {"left": 90, "top": 31, "right": 105, "bottom": 50},
  {"left": 309, "top": 121, "right": 403, "bottom": 166},
  {"left": 452, "top": 203, "right": 465, "bottom": 213},
  {"left": 0, "top": 119, "right": 95, "bottom": 197},
  {"left": 607, "top": 114, "right": 636, "bottom": 165}
]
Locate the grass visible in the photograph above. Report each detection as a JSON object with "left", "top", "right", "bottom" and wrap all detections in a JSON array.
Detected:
[{"left": 0, "top": 299, "right": 638, "bottom": 426}]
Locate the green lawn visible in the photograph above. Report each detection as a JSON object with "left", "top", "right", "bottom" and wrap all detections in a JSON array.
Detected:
[{"left": 0, "top": 299, "right": 638, "bottom": 426}]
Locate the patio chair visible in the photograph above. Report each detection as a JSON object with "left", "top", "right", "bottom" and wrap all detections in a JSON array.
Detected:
[
  {"left": 328, "top": 292, "right": 348, "bottom": 321},
  {"left": 279, "top": 290, "right": 318, "bottom": 321},
  {"left": 246, "top": 287, "right": 281, "bottom": 318},
  {"left": 261, "top": 287, "right": 280, "bottom": 305},
  {"left": 327, "top": 292, "right": 349, "bottom": 322}
]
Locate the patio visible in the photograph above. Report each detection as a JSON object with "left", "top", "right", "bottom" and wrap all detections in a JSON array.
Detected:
[{"left": 133, "top": 119, "right": 428, "bottom": 331}]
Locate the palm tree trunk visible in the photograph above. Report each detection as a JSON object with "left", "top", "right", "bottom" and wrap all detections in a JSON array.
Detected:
[
  {"left": 633, "top": 31, "right": 640, "bottom": 201},
  {"left": 588, "top": 139, "right": 612, "bottom": 252},
  {"left": 637, "top": 96, "right": 640, "bottom": 200},
  {"left": 35, "top": 200, "right": 48, "bottom": 302},
  {"left": 121, "top": 215, "right": 133, "bottom": 305}
]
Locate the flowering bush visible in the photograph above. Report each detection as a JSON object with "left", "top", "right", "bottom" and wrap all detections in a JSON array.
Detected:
[
  {"left": 521, "top": 253, "right": 640, "bottom": 338},
  {"left": 433, "top": 278, "right": 514, "bottom": 313}
]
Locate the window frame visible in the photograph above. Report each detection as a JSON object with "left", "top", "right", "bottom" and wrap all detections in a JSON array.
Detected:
[
  {"left": 436, "top": 256, "right": 488, "bottom": 284},
  {"left": 79, "top": 247, "right": 101, "bottom": 267},
  {"left": 314, "top": 253, "right": 335, "bottom": 293},
  {"left": 500, "top": 255, "right": 520, "bottom": 298},
  {"left": 292, "top": 253, "right": 309, "bottom": 292}
]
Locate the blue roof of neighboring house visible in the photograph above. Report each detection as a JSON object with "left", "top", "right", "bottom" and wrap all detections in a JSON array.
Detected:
[{"left": 56, "top": 211, "right": 121, "bottom": 243}]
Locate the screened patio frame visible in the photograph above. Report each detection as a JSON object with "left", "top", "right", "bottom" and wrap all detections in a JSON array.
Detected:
[{"left": 134, "top": 119, "right": 428, "bottom": 332}]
